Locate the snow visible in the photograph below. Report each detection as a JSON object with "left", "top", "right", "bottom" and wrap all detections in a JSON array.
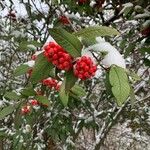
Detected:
[
  {"left": 84, "top": 37, "right": 126, "bottom": 68},
  {"left": 0, "top": 100, "right": 4, "bottom": 107},
  {"left": 25, "top": 124, "right": 31, "bottom": 133},
  {"left": 119, "top": 2, "right": 134, "bottom": 15},
  {"left": 134, "top": 13, "right": 150, "bottom": 19},
  {"left": 24, "top": 60, "right": 35, "bottom": 67},
  {"left": 27, "top": 44, "right": 37, "bottom": 51},
  {"left": 34, "top": 50, "right": 44, "bottom": 56}
]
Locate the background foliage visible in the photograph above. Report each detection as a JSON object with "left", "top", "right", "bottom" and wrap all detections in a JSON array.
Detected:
[{"left": 0, "top": 0, "right": 150, "bottom": 150}]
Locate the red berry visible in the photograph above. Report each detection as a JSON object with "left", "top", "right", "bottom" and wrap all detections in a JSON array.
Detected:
[
  {"left": 59, "top": 16, "right": 70, "bottom": 25},
  {"left": 27, "top": 68, "right": 33, "bottom": 77},
  {"left": 53, "top": 60, "right": 59, "bottom": 65},
  {"left": 78, "top": 0, "right": 87, "bottom": 4},
  {"left": 30, "top": 99, "right": 39, "bottom": 106},
  {"left": 42, "top": 78, "right": 61, "bottom": 91},
  {"left": 43, "top": 42, "right": 73, "bottom": 71},
  {"left": 31, "top": 54, "right": 37, "bottom": 60},
  {"left": 21, "top": 105, "right": 30, "bottom": 115},
  {"left": 52, "top": 54, "right": 58, "bottom": 60},
  {"left": 59, "top": 57, "right": 65, "bottom": 63},
  {"left": 141, "top": 27, "right": 150, "bottom": 37},
  {"left": 55, "top": 84, "right": 61, "bottom": 91},
  {"left": 74, "top": 56, "right": 97, "bottom": 80}
]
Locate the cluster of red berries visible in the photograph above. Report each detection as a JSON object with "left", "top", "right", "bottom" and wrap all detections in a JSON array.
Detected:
[
  {"left": 141, "top": 27, "right": 150, "bottom": 37},
  {"left": 21, "top": 105, "right": 31, "bottom": 114},
  {"left": 21, "top": 99, "right": 41, "bottom": 114},
  {"left": 44, "top": 42, "right": 73, "bottom": 71},
  {"left": 78, "top": 0, "right": 87, "bottom": 5},
  {"left": 43, "top": 42, "right": 97, "bottom": 80},
  {"left": 30, "top": 99, "right": 39, "bottom": 106},
  {"left": 42, "top": 78, "right": 61, "bottom": 91},
  {"left": 59, "top": 16, "right": 70, "bottom": 25},
  {"left": 74, "top": 56, "right": 97, "bottom": 80}
]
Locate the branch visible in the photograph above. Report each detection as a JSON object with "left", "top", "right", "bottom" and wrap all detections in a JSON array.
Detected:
[{"left": 94, "top": 81, "right": 145, "bottom": 150}]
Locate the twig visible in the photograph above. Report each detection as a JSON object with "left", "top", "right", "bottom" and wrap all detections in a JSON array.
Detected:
[
  {"left": 94, "top": 81, "right": 145, "bottom": 150},
  {"left": 59, "top": 7, "right": 77, "bottom": 32}
]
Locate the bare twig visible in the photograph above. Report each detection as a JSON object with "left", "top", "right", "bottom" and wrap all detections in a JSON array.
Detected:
[{"left": 94, "top": 81, "right": 145, "bottom": 150}]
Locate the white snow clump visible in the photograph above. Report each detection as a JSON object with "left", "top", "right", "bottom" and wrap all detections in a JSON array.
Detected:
[{"left": 84, "top": 37, "right": 126, "bottom": 68}]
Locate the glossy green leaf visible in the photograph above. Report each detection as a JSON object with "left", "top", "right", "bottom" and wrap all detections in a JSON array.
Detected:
[
  {"left": 59, "top": 80, "right": 69, "bottom": 106},
  {"left": 71, "top": 84, "right": 86, "bottom": 97},
  {"left": 74, "top": 26, "right": 119, "bottom": 44},
  {"left": 139, "top": 47, "right": 150, "bottom": 54},
  {"left": 65, "top": 71, "right": 78, "bottom": 92},
  {"left": 35, "top": 95, "right": 50, "bottom": 106},
  {"left": 143, "top": 58, "right": 150, "bottom": 66},
  {"left": 14, "top": 64, "right": 30, "bottom": 77},
  {"left": 30, "top": 53, "right": 54, "bottom": 84},
  {"left": 4, "top": 92, "right": 20, "bottom": 100},
  {"left": 128, "top": 71, "right": 141, "bottom": 81},
  {"left": 18, "top": 40, "right": 42, "bottom": 51},
  {"left": 0, "top": 105, "right": 15, "bottom": 120},
  {"left": 109, "top": 66, "right": 130, "bottom": 106},
  {"left": 49, "top": 28, "right": 82, "bottom": 58},
  {"left": 21, "top": 87, "right": 36, "bottom": 97}
]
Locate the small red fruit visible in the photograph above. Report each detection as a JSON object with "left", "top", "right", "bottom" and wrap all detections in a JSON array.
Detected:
[
  {"left": 78, "top": 0, "right": 87, "bottom": 5},
  {"left": 27, "top": 68, "right": 33, "bottom": 77},
  {"left": 141, "top": 27, "right": 150, "bottom": 37},
  {"left": 31, "top": 54, "right": 37, "bottom": 60},
  {"left": 30, "top": 99, "right": 39, "bottom": 106},
  {"left": 21, "top": 105, "right": 30, "bottom": 114},
  {"left": 59, "top": 16, "right": 70, "bottom": 25}
]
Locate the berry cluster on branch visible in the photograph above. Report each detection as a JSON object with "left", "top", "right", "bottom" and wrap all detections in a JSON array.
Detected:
[
  {"left": 42, "top": 77, "right": 61, "bottom": 91},
  {"left": 43, "top": 42, "right": 97, "bottom": 80}
]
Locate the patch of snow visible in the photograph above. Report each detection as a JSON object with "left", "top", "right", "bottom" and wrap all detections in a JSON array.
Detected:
[
  {"left": 134, "top": 13, "right": 150, "bottom": 19},
  {"left": 24, "top": 60, "right": 35, "bottom": 67},
  {"left": 84, "top": 37, "right": 126, "bottom": 68},
  {"left": 119, "top": 2, "right": 134, "bottom": 15}
]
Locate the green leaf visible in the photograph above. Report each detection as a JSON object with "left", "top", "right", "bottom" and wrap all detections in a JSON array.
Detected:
[
  {"left": 0, "top": 105, "right": 15, "bottom": 120},
  {"left": 71, "top": 84, "right": 86, "bottom": 97},
  {"left": 30, "top": 53, "right": 54, "bottom": 83},
  {"left": 0, "top": 131, "right": 7, "bottom": 137},
  {"left": 127, "top": 71, "right": 141, "bottom": 81},
  {"left": 124, "top": 43, "right": 135, "bottom": 58},
  {"left": 104, "top": 72, "right": 113, "bottom": 96},
  {"left": 21, "top": 87, "right": 36, "bottom": 97},
  {"left": 143, "top": 58, "right": 150, "bottom": 67},
  {"left": 49, "top": 28, "right": 82, "bottom": 58},
  {"left": 59, "top": 80, "right": 69, "bottom": 106},
  {"left": 35, "top": 95, "right": 50, "bottom": 106},
  {"left": 14, "top": 64, "right": 30, "bottom": 76},
  {"left": 123, "top": 6, "right": 133, "bottom": 17},
  {"left": 4, "top": 92, "right": 20, "bottom": 100},
  {"left": 18, "top": 40, "right": 42, "bottom": 51},
  {"left": 74, "top": 26, "right": 119, "bottom": 44},
  {"left": 109, "top": 66, "right": 130, "bottom": 106},
  {"left": 139, "top": 47, "right": 150, "bottom": 54},
  {"left": 65, "top": 71, "right": 78, "bottom": 92}
]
